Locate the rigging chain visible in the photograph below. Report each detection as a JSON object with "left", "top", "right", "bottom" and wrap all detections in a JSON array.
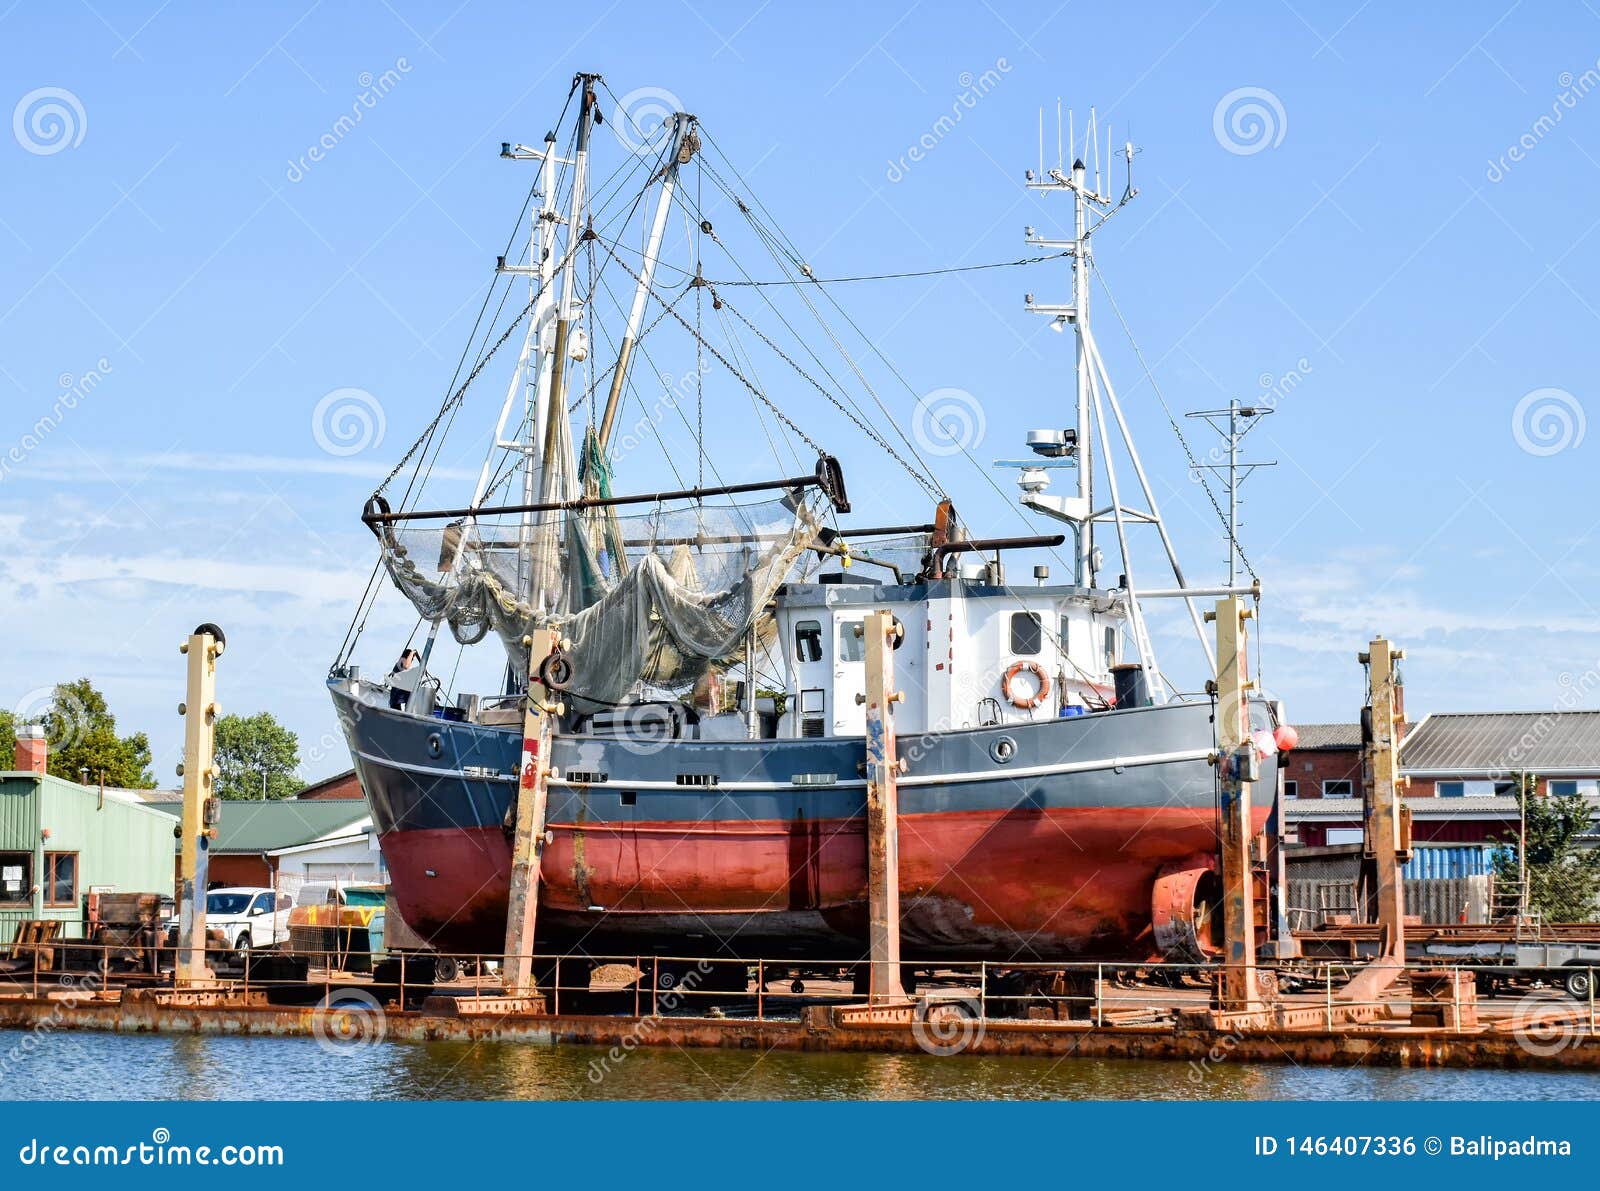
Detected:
[
  {"left": 608, "top": 252, "right": 830, "bottom": 457},
  {"left": 708, "top": 283, "right": 940, "bottom": 500},
  {"left": 373, "top": 292, "right": 538, "bottom": 499}
]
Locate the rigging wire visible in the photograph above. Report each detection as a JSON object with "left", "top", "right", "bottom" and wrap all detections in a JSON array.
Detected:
[
  {"left": 1092, "top": 259, "right": 1259, "bottom": 584},
  {"left": 701, "top": 251, "right": 1072, "bottom": 287}
]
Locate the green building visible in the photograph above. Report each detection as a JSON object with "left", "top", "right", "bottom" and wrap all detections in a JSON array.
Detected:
[{"left": 0, "top": 767, "right": 178, "bottom": 942}]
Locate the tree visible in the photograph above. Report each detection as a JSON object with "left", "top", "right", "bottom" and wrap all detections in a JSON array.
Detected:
[
  {"left": 1492, "top": 774, "right": 1600, "bottom": 922},
  {"left": 0, "top": 708, "right": 13, "bottom": 770},
  {"left": 213, "top": 712, "right": 302, "bottom": 800},
  {"left": 41, "top": 679, "right": 155, "bottom": 788}
]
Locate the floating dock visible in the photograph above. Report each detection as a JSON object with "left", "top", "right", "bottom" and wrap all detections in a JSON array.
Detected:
[{"left": 3, "top": 952, "right": 1598, "bottom": 1073}]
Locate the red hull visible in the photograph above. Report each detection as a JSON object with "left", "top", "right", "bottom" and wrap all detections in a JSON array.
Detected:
[{"left": 381, "top": 805, "right": 1271, "bottom": 960}]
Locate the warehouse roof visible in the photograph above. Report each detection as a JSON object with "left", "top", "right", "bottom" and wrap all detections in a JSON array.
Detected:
[
  {"left": 1400, "top": 711, "right": 1600, "bottom": 775},
  {"left": 152, "top": 799, "right": 370, "bottom": 854},
  {"left": 1292, "top": 722, "right": 1362, "bottom": 751}
]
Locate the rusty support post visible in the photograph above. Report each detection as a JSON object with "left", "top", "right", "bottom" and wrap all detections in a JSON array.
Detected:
[
  {"left": 176, "top": 624, "right": 224, "bottom": 988},
  {"left": 1342, "top": 637, "right": 1407, "bottom": 1004},
  {"left": 1210, "top": 596, "right": 1261, "bottom": 1013},
  {"left": 862, "top": 609, "right": 905, "bottom": 1003},
  {"left": 502, "top": 628, "right": 561, "bottom": 997}
]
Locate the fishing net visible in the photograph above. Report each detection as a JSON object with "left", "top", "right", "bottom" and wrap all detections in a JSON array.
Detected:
[{"left": 375, "top": 486, "right": 827, "bottom": 707}]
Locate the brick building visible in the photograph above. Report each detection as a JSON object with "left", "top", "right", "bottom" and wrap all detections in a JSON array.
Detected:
[
  {"left": 295, "top": 769, "right": 363, "bottom": 801},
  {"left": 1280, "top": 722, "right": 1362, "bottom": 801},
  {"left": 1285, "top": 709, "right": 1600, "bottom": 848}
]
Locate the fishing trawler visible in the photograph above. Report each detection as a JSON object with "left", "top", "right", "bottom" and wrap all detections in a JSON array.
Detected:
[{"left": 329, "top": 74, "right": 1290, "bottom": 966}]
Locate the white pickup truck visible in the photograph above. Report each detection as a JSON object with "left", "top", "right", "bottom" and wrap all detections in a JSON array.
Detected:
[{"left": 163, "top": 887, "right": 293, "bottom": 956}]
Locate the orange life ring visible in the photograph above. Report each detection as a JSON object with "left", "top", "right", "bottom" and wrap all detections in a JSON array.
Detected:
[{"left": 1001, "top": 661, "right": 1051, "bottom": 710}]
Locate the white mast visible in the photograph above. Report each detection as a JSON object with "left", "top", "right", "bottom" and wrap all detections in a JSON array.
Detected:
[
  {"left": 484, "top": 131, "right": 571, "bottom": 597},
  {"left": 1013, "top": 110, "right": 1225, "bottom": 695},
  {"left": 598, "top": 112, "right": 694, "bottom": 450}
]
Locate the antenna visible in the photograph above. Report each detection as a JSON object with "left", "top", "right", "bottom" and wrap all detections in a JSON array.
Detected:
[
  {"left": 1089, "top": 107, "right": 1100, "bottom": 193},
  {"left": 1037, "top": 107, "right": 1044, "bottom": 178},
  {"left": 1185, "top": 401, "right": 1278, "bottom": 585},
  {"left": 1055, "top": 97, "right": 1062, "bottom": 173},
  {"left": 1015, "top": 104, "right": 1215, "bottom": 694}
]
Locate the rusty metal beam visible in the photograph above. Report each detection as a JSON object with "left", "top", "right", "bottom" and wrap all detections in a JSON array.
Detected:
[
  {"left": 1341, "top": 637, "right": 1409, "bottom": 1005},
  {"left": 862, "top": 609, "right": 905, "bottom": 1003},
  {"left": 1210, "top": 596, "right": 1262, "bottom": 1014},
  {"left": 502, "top": 628, "right": 561, "bottom": 996},
  {"left": 176, "top": 624, "right": 224, "bottom": 988}
]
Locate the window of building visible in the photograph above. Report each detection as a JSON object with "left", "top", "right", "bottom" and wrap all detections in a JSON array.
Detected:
[
  {"left": 44, "top": 853, "right": 77, "bottom": 907},
  {"left": 1549, "top": 780, "right": 1599, "bottom": 797},
  {"left": 1283, "top": 780, "right": 1299, "bottom": 798},
  {"left": 1010, "top": 612, "right": 1042, "bottom": 655},
  {"left": 794, "top": 620, "right": 823, "bottom": 664},
  {"left": 838, "top": 621, "right": 865, "bottom": 662},
  {"left": 1437, "top": 781, "right": 1463, "bottom": 797},
  {"left": 1322, "top": 779, "right": 1354, "bottom": 797},
  {"left": 0, "top": 852, "right": 31, "bottom": 906}
]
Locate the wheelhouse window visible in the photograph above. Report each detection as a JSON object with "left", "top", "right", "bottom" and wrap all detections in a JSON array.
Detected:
[
  {"left": 794, "top": 620, "right": 823, "bottom": 664},
  {"left": 44, "top": 853, "right": 77, "bottom": 907},
  {"left": 0, "top": 852, "right": 31, "bottom": 906},
  {"left": 838, "top": 621, "right": 865, "bottom": 662},
  {"left": 1103, "top": 626, "right": 1118, "bottom": 669},
  {"left": 1010, "top": 612, "right": 1042, "bottom": 655},
  {"left": 1058, "top": 615, "right": 1070, "bottom": 657},
  {"left": 1322, "top": 779, "right": 1354, "bottom": 797}
]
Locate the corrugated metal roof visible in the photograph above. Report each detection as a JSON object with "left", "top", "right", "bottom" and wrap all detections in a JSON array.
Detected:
[
  {"left": 151, "top": 799, "right": 369, "bottom": 853},
  {"left": 1400, "top": 711, "right": 1600, "bottom": 773},
  {"left": 1285, "top": 795, "right": 1528, "bottom": 820},
  {"left": 1292, "top": 722, "right": 1362, "bottom": 750}
]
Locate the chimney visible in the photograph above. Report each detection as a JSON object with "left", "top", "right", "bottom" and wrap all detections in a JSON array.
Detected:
[{"left": 15, "top": 723, "right": 48, "bottom": 775}]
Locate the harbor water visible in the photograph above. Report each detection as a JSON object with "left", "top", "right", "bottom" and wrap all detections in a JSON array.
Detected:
[{"left": 4, "top": 1030, "right": 1599, "bottom": 1100}]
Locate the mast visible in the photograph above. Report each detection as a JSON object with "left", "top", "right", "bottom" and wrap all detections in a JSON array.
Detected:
[
  {"left": 1185, "top": 399, "right": 1276, "bottom": 587},
  {"left": 1012, "top": 108, "right": 1225, "bottom": 693},
  {"left": 598, "top": 112, "right": 694, "bottom": 451},
  {"left": 541, "top": 73, "right": 597, "bottom": 496}
]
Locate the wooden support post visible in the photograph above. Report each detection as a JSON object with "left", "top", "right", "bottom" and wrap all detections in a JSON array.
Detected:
[
  {"left": 502, "top": 628, "right": 560, "bottom": 997},
  {"left": 1342, "top": 637, "right": 1408, "bottom": 1004},
  {"left": 862, "top": 609, "right": 905, "bottom": 1003},
  {"left": 176, "top": 624, "right": 224, "bottom": 988},
  {"left": 1211, "top": 597, "right": 1261, "bottom": 1013}
]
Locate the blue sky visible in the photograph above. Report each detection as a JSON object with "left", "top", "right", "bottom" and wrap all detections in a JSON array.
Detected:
[{"left": 4, "top": 1, "right": 1600, "bottom": 781}]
